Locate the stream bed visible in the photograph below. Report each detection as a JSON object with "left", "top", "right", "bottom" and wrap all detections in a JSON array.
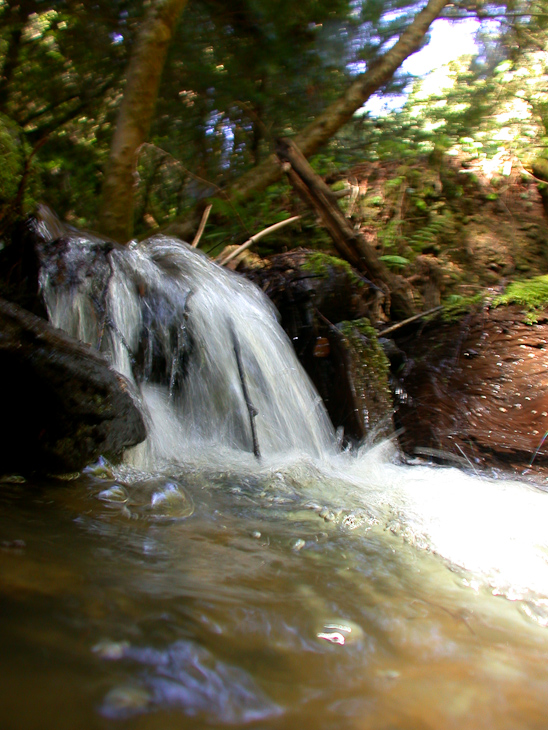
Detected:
[{"left": 3, "top": 446, "right": 548, "bottom": 730}]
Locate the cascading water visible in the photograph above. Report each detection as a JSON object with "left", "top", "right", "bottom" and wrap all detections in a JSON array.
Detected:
[
  {"left": 9, "top": 215, "right": 548, "bottom": 729},
  {"left": 36, "top": 221, "right": 548, "bottom": 596},
  {"left": 39, "top": 230, "right": 335, "bottom": 467}
]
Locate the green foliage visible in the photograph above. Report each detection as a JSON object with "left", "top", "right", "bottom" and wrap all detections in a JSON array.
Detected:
[
  {"left": 0, "top": 114, "right": 41, "bottom": 222},
  {"left": 0, "top": 114, "right": 24, "bottom": 203},
  {"left": 441, "top": 293, "right": 484, "bottom": 322},
  {"left": 0, "top": 0, "right": 441, "bottom": 231},
  {"left": 493, "top": 275, "right": 548, "bottom": 323},
  {"left": 379, "top": 254, "right": 410, "bottom": 269},
  {"left": 409, "top": 209, "right": 457, "bottom": 254},
  {"left": 2, "top": 0, "right": 548, "bottom": 244}
]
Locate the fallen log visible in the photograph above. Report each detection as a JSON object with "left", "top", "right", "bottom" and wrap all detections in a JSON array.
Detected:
[{"left": 275, "top": 138, "right": 415, "bottom": 320}]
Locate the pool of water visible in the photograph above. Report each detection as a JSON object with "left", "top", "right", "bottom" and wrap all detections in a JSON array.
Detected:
[{"left": 2, "top": 447, "right": 548, "bottom": 730}]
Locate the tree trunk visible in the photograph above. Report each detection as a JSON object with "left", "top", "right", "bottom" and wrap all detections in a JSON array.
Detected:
[
  {"left": 98, "top": 0, "right": 189, "bottom": 244},
  {"left": 163, "top": 0, "right": 449, "bottom": 241}
]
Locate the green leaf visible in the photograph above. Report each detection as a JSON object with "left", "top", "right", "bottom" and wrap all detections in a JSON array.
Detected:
[{"left": 379, "top": 255, "right": 410, "bottom": 269}]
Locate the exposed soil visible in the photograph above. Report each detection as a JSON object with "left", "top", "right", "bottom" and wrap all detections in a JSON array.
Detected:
[{"left": 334, "top": 154, "right": 548, "bottom": 310}]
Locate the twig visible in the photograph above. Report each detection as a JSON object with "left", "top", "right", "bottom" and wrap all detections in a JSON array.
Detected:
[
  {"left": 378, "top": 305, "right": 443, "bottom": 337},
  {"left": 191, "top": 204, "right": 212, "bottom": 248},
  {"left": 218, "top": 216, "right": 301, "bottom": 266},
  {"left": 229, "top": 324, "right": 261, "bottom": 459},
  {"left": 528, "top": 430, "right": 548, "bottom": 469}
]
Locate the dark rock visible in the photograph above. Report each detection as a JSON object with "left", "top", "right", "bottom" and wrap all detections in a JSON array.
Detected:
[
  {"left": 0, "top": 297, "right": 146, "bottom": 475},
  {"left": 0, "top": 216, "right": 47, "bottom": 318},
  {"left": 323, "top": 319, "right": 393, "bottom": 442},
  {"left": 244, "top": 250, "right": 392, "bottom": 443},
  {"left": 245, "top": 249, "right": 383, "bottom": 335}
]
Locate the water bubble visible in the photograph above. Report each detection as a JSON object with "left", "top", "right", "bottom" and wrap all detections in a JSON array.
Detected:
[
  {"left": 291, "top": 538, "right": 306, "bottom": 552},
  {"left": 147, "top": 482, "right": 194, "bottom": 520},
  {"left": 319, "top": 507, "right": 335, "bottom": 522},
  {"left": 96, "top": 485, "right": 129, "bottom": 504},
  {"left": 85, "top": 460, "right": 115, "bottom": 480}
]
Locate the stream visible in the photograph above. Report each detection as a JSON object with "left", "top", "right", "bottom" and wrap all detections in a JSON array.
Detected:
[
  {"left": 4, "top": 450, "right": 548, "bottom": 730},
  {"left": 3, "top": 228, "right": 548, "bottom": 729}
]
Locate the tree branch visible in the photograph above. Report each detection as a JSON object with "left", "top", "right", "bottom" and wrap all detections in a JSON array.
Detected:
[
  {"left": 162, "top": 0, "right": 450, "bottom": 241},
  {"left": 218, "top": 215, "right": 301, "bottom": 266}
]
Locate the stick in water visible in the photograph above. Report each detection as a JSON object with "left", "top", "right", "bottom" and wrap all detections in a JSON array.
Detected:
[{"left": 229, "top": 324, "right": 261, "bottom": 459}]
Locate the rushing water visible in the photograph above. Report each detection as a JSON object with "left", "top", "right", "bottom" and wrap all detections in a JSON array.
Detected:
[{"left": 3, "top": 227, "right": 548, "bottom": 729}]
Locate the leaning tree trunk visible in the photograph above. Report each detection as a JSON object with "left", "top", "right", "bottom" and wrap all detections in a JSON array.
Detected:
[
  {"left": 163, "top": 0, "right": 449, "bottom": 241},
  {"left": 276, "top": 138, "right": 415, "bottom": 319},
  {"left": 98, "top": 0, "right": 189, "bottom": 244}
]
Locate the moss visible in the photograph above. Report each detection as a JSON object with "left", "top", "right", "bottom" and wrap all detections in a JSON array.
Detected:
[
  {"left": 493, "top": 275, "right": 548, "bottom": 323},
  {"left": 441, "top": 293, "right": 484, "bottom": 322},
  {"left": 337, "top": 317, "right": 391, "bottom": 399},
  {"left": 301, "top": 252, "right": 362, "bottom": 286}
]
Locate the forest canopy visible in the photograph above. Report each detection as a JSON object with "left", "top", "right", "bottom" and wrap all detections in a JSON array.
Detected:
[{"left": 2, "top": 0, "right": 548, "bottom": 250}]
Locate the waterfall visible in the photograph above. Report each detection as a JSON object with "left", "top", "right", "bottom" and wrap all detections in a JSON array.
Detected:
[
  {"left": 35, "top": 218, "right": 548, "bottom": 606},
  {"left": 38, "top": 227, "right": 335, "bottom": 468}
]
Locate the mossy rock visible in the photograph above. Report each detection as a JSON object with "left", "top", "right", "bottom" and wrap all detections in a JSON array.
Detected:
[
  {"left": 301, "top": 251, "right": 363, "bottom": 286},
  {"left": 331, "top": 317, "right": 393, "bottom": 441},
  {"left": 493, "top": 275, "right": 548, "bottom": 323}
]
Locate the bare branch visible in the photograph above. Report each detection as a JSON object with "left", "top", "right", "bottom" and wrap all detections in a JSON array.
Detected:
[
  {"left": 218, "top": 216, "right": 301, "bottom": 266},
  {"left": 191, "top": 204, "right": 212, "bottom": 248}
]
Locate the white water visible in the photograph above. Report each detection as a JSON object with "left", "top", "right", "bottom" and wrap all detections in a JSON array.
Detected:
[
  {"left": 38, "top": 227, "right": 548, "bottom": 614},
  {"left": 40, "top": 233, "right": 334, "bottom": 466}
]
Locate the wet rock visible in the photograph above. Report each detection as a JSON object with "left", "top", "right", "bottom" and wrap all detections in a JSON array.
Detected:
[
  {"left": 0, "top": 297, "right": 146, "bottom": 474},
  {"left": 245, "top": 250, "right": 392, "bottom": 443},
  {"left": 395, "top": 303, "right": 548, "bottom": 475},
  {"left": 321, "top": 318, "right": 393, "bottom": 442}
]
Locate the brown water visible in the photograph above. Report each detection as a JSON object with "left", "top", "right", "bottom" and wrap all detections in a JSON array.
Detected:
[{"left": 3, "top": 455, "right": 548, "bottom": 730}]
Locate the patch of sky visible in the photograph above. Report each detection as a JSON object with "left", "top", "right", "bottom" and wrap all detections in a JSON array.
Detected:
[{"left": 362, "top": 17, "right": 480, "bottom": 117}]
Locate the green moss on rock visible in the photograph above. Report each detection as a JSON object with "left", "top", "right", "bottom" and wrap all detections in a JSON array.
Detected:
[
  {"left": 336, "top": 317, "right": 393, "bottom": 437},
  {"left": 493, "top": 275, "right": 548, "bottom": 323},
  {"left": 302, "top": 252, "right": 359, "bottom": 282}
]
